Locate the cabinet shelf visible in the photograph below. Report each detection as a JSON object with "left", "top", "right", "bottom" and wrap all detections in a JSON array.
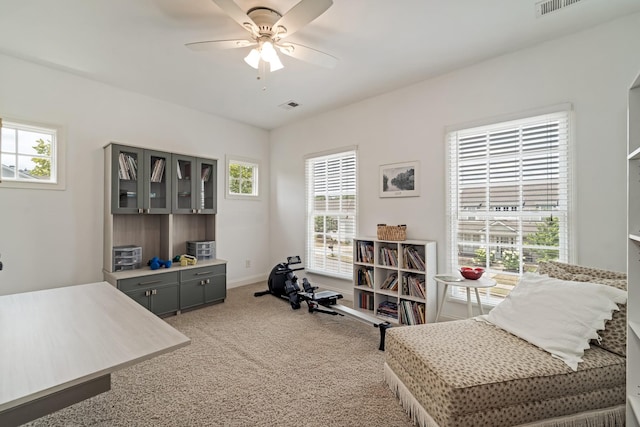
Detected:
[{"left": 353, "top": 237, "right": 436, "bottom": 325}]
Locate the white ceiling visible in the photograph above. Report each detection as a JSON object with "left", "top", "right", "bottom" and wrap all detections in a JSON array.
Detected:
[{"left": 1, "top": 0, "right": 639, "bottom": 130}]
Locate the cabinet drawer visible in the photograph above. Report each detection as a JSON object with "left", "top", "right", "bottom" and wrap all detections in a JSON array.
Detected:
[
  {"left": 118, "top": 271, "right": 179, "bottom": 292},
  {"left": 180, "top": 264, "right": 226, "bottom": 282}
]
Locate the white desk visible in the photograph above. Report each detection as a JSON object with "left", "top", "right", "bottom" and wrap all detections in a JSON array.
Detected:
[
  {"left": 0, "top": 281, "right": 190, "bottom": 426},
  {"left": 434, "top": 275, "right": 497, "bottom": 321}
]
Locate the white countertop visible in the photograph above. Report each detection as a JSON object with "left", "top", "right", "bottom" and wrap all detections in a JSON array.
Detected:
[{"left": 0, "top": 281, "right": 190, "bottom": 411}]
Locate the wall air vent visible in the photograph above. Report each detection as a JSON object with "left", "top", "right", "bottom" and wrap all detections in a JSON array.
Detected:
[
  {"left": 278, "top": 100, "right": 300, "bottom": 110},
  {"left": 536, "top": 0, "right": 583, "bottom": 17}
]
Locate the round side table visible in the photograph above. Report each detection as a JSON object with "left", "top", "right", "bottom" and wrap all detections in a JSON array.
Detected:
[{"left": 434, "top": 275, "right": 497, "bottom": 321}]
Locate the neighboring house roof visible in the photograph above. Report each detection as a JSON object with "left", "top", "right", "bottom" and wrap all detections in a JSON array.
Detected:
[{"left": 2, "top": 164, "right": 36, "bottom": 179}]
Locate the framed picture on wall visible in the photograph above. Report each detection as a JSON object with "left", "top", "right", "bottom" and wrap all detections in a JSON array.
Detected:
[{"left": 379, "top": 161, "right": 420, "bottom": 198}]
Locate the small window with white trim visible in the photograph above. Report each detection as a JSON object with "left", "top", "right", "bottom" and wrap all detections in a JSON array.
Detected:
[
  {"left": 0, "top": 118, "right": 65, "bottom": 190},
  {"left": 226, "top": 156, "right": 259, "bottom": 199}
]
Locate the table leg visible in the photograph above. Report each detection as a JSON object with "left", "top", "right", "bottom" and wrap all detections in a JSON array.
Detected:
[
  {"left": 435, "top": 284, "right": 449, "bottom": 322},
  {"left": 474, "top": 288, "right": 484, "bottom": 315},
  {"left": 466, "top": 287, "right": 472, "bottom": 318}
]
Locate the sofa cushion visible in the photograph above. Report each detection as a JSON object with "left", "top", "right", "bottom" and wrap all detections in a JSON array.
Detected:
[{"left": 537, "top": 261, "right": 627, "bottom": 357}]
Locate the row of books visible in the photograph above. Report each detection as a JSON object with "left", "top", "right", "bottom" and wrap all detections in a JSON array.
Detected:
[
  {"left": 356, "top": 267, "right": 373, "bottom": 288},
  {"left": 403, "top": 246, "right": 426, "bottom": 271},
  {"left": 402, "top": 274, "right": 426, "bottom": 299},
  {"left": 118, "top": 153, "right": 138, "bottom": 180},
  {"left": 400, "top": 300, "right": 426, "bottom": 325},
  {"left": 356, "top": 241, "right": 374, "bottom": 263},
  {"left": 150, "top": 158, "right": 166, "bottom": 183},
  {"left": 380, "top": 272, "right": 398, "bottom": 291},
  {"left": 376, "top": 301, "right": 398, "bottom": 320},
  {"left": 379, "top": 247, "right": 398, "bottom": 267},
  {"left": 358, "top": 292, "right": 374, "bottom": 310}
]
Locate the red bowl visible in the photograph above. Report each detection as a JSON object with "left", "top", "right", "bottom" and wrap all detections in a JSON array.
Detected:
[{"left": 460, "top": 267, "right": 485, "bottom": 280}]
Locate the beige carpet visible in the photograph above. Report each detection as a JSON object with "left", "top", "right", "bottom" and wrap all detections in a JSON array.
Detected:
[{"left": 26, "top": 282, "right": 415, "bottom": 427}]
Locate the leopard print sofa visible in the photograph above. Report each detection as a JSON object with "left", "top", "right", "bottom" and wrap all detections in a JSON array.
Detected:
[{"left": 384, "top": 262, "right": 626, "bottom": 427}]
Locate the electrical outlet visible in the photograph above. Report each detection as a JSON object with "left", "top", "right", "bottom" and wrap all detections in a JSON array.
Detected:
[{"left": 245, "top": 259, "right": 251, "bottom": 268}]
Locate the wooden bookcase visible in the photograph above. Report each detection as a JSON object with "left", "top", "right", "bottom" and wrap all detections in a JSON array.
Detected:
[
  {"left": 353, "top": 237, "right": 436, "bottom": 325},
  {"left": 627, "top": 72, "right": 640, "bottom": 427}
]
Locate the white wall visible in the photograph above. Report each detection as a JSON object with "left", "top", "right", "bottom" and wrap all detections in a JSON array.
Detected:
[
  {"left": 270, "top": 13, "right": 640, "bottom": 316},
  {"left": 0, "top": 54, "right": 270, "bottom": 295}
]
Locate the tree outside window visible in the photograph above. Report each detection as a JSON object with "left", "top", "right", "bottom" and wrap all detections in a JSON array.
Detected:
[{"left": 226, "top": 156, "right": 259, "bottom": 198}]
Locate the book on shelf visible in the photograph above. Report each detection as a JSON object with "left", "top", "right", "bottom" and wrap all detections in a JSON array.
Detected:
[
  {"left": 201, "top": 166, "right": 211, "bottom": 181},
  {"left": 380, "top": 272, "right": 398, "bottom": 291},
  {"left": 400, "top": 300, "right": 425, "bottom": 325},
  {"left": 380, "top": 247, "right": 398, "bottom": 267},
  {"left": 403, "top": 246, "right": 426, "bottom": 271},
  {"left": 376, "top": 300, "right": 398, "bottom": 320},
  {"left": 150, "top": 158, "right": 165, "bottom": 183},
  {"left": 359, "top": 292, "right": 374, "bottom": 310},
  {"left": 357, "top": 241, "right": 374, "bottom": 263},
  {"left": 402, "top": 274, "right": 425, "bottom": 299},
  {"left": 357, "top": 267, "right": 373, "bottom": 288},
  {"left": 118, "top": 153, "right": 138, "bottom": 180}
]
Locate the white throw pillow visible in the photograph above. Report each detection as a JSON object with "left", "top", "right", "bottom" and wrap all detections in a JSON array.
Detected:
[{"left": 479, "top": 272, "right": 627, "bottom": 371}]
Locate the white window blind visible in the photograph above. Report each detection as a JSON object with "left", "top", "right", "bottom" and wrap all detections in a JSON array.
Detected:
[
  {"left": 447, "top": 110, "right": 571, "bottom": 300},
  {"left": 305, "top": 149, "right": 357, "bottom": 278}
]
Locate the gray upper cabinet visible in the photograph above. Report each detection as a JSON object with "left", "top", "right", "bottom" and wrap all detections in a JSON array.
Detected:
[
  {"left": 111, "top": 144, "right": 172, "bottom": 214},
  {"left": 172, "top": 154, "right": 217, "bottom": 214}
]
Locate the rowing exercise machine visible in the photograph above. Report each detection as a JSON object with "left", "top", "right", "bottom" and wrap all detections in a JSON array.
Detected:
[{"left": 254, "top": 256, "right": 392, "bottom": 350}]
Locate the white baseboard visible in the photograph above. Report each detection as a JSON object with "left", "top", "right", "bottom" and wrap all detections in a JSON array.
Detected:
[
  {"left": 227, "top": 273, "right": 354, "bottom": 301},
  {"left": 227, "top": 274, "right": 267, "bottom": 289}
]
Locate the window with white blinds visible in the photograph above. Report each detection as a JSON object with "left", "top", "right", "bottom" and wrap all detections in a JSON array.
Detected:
[
  {"left": 447, "top": 110, "right": 571, "bottom": 301},
  {"left": 305, "top": 148, "right": 357, "bottom": 278}
]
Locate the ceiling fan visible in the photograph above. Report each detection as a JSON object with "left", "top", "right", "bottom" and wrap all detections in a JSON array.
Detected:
[{"left": 186, "top": 0, "right": 338, "bottom": 75}]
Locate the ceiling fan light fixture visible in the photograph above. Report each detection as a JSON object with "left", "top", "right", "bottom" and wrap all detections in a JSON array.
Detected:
[
  {"left": 244, "top": 48, "right": 261, "bottom": 69},
  {"left": 269, "top": 54, "right": 284, "bottom": 72},
  {"left": 260, "top": 41, "right": 278, "bottom": 63}
]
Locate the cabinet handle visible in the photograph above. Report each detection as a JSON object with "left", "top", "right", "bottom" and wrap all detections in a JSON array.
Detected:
[
  {"left": 138, "top": 208, "right": 143, "bottom": 214},
  {"left": 195, "top": 271, "right": 212, "bottom": 276},
  {"left": 200, "top": 280, "right": 205, "bottom": 286},
  {"left": 197, "top": 209, "right": 202, "bottom": 214},
  {"left": 152, "top": 289, "right": 157, "bottom": 295},
  {"left": 139, "top": 279, "right": 162, "bottom": 286},
  {"left": 145, "top": 290, "right": 151, "bottom": 297},
  {"left": 192, "top": 209, "right": 196, "bottom": 214},
  {"left": 206, "top": 279, "right": 210, "bottom": 284}
]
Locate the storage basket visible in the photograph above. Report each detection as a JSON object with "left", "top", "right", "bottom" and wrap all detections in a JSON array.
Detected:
[{"left": 377, "top": 224, "right": 407, "bottom": 241}]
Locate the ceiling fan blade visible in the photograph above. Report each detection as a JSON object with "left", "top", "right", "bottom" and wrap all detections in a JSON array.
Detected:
[
  {"left": 273, "top": 0, "right": 333, "bottom": 38},
  {"left": 277, "top": 42, "right": 338, "bottom": 69},
  {"left": 211, "top": 0, "right": 258, "bottom": 35},
  {"left": 186, "top": 39, "right": 256, "bottom": 51}
]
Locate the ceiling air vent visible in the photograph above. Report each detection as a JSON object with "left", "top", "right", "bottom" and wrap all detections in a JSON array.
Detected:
[
  {"left": 536, "top": 0, "right": 583, "bottom": 17},
  {"left": 279, "top": 100, "right": 300, "bottom": 110}
]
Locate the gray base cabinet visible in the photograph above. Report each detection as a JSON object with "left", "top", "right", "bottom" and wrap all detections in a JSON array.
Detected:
[
  {"left": 179, "top": 264, "right": 227, "bottom": 310},
  {"left": 104, "top": 261, "right": 227, "bottom": 316}
]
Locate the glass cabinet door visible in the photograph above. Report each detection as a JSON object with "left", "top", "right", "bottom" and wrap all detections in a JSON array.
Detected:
[
  {"left": 144, "top": 150, "right": 172, "bottom": 214},
  {"left": 198, "top": 158, "right": 217, "bottom": 214},
  {"left": 173, "top": 154, "right": 197, "bottom": 213},
  {"left": 111, "top": 145, "right": 143, "bottom": 214}
]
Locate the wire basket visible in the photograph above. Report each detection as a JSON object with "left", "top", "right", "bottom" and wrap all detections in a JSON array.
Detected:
[{"left": 377, "top": 224, "right": 407, "bottom": 241}]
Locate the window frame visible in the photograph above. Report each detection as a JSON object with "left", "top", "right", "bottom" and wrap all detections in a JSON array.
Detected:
[
  {"left": 0, "top": 117, "right": 66, "bottom": 190},
  {"left": 225, "top": 155, "right": 260, "bottom": 200},
  {"left": 446, "top": 107, "right": 573, "bottom": 307},
  {"left": 304, "top": 147, "right": 358, "bottom": 279}
]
